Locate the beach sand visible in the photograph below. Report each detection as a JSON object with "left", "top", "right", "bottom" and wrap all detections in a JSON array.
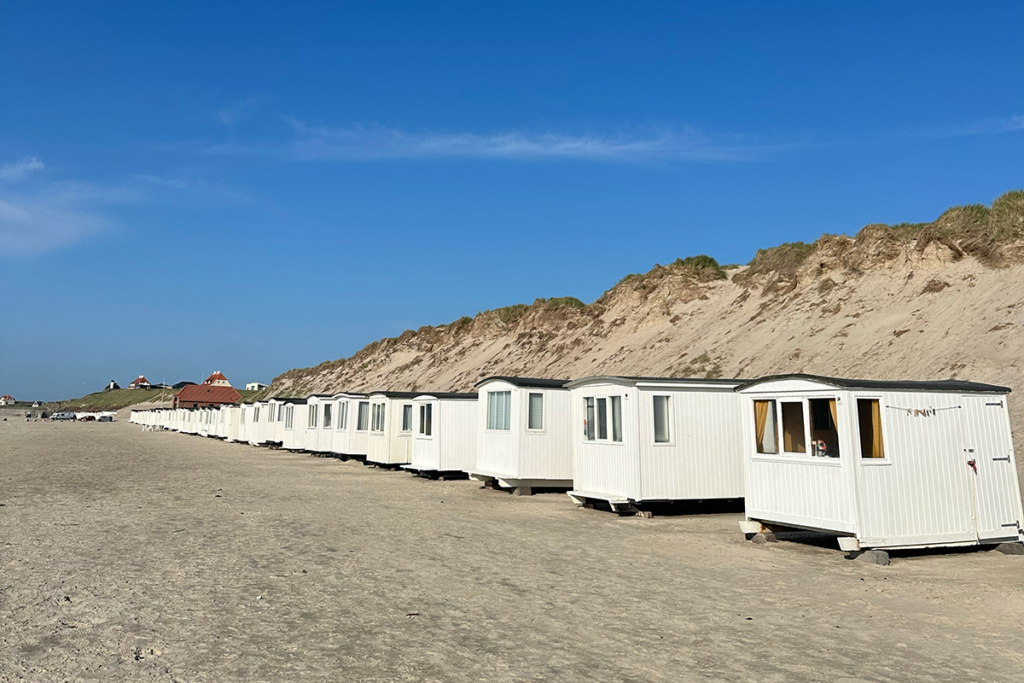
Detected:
[{"left": 2, "top": 419, "right": 1023, "bottom": 682}]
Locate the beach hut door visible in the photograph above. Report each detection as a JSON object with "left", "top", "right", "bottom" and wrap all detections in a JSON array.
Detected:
[{"left": 960, "top": 396, "right": 1021, "bottom": 542}]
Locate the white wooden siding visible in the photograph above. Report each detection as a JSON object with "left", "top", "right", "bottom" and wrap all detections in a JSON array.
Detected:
[
  {"left": 571, "top": 379, "right": 745, "bottom": 503},
  {"left": 742, "top": 379, "right": 1023, "bottom": 549},
  {"left": 474, "top": 380, "right": 573, "bottom": 482}
]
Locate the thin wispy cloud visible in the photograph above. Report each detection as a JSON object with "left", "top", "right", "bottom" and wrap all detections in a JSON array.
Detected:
[
  {"left": 216, "top": 97, "right": 260, "bottom": 125},
  {"left": 903, "top": 115, "right": 1024, "bottom": 139},
  {"left": 0, "top": 156, "right": 45, "bottom": 182},
  {"left": 0, "top": 186, "right": 117, "bottom": 257},
  {"left": 135, "top": 173, "right": 254, "bottom": 205},
  {"left": 0, "top": 157, "right": 250, "bottom": 257},
  {"left": 280, "top": 118, "right": 762, "bottom": 163}
]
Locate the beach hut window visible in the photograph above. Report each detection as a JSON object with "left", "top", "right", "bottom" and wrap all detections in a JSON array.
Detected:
[
  {"left": 278, "top": 404, "right": 285, "bottom": 422},
  {"left": 583, "top": 396, "right": 624, "bottom": 443},
  {"left": 371, "top": 403, "right": 385, "bottom": 432},
  {"left": 781, "top": 401, "right": 806, "bottom": 453},
  {"left": 653, "top": 395, "right": 671, "bottom": 443},
  {"left": 402, "top": 404, "right": 413, "bottom": 432},
  {"left": 584, "top": 397, "right": 595, "bottom": 440},
  {"left": 857, "top": 399, "right": 886, "bottom": 459},
  {"left": 753, "top": 400, "right": 778, "bottom": 454},
  {"left": 268, "top": 404, "right": 276, "bottom": 422},
  {"left": 487, "top": 391, "right": 511, "bottom": 430},
  {"left": 241, "top": 408, "right": 246, "bottom": 424},
  {"left": 338, "top": 402, "right": 347, "bottom": 429},
  {"left": 420, "top": 404, "right": 433, "bottom": 436},
  {"left": 611, "top": 396, "right": 623, "bottom": 442},
  {"left": 285, "top": 405, "right": 293, "bottom": 429},
  {"left": 527, "top": 393, "right": 544, "bottom": 430},
  {"left": 254, "top": 406, "right": 260, "bottom": 422},
  {"left": 597, "top": 398, "right": 609, "bottom": 439},
  {"left": 809, "top": 398, "right": 839, "bottom": 457},
  {"left": 308, "top": 405, "right": 318, "bottom": 428},
  {"left": 357, "top": 402, "right": 369, "bottom": 431},
  {"left": 323, "top": 403, "right": 333, "bottom": 429}
]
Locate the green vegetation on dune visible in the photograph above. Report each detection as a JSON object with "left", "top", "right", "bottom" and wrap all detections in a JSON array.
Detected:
[
  {"left": 271, "top": 189, "right": 1024, "bottom": 389},
  {"left": 672, "top": 254, "right": 728, "bottom": 280},
  {"left": 54, "top": 388, "right": 177, "bottom": 410}
]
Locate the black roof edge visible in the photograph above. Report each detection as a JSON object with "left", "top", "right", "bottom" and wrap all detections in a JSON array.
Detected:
[
  {"left": 566, "top": 375, "right": 748, "bottom": 387},
  {"left": 474, "top": 376, "right": 571, "bottom": 389},
  {"left": 367, "top": 391, "right": 426, "bottom": 399},
  {"left": 413, "top": 392, "right": 478, "bottom": 400},
  {"left": 734, "top": 373, "right": 1012, "bottom": 394}
]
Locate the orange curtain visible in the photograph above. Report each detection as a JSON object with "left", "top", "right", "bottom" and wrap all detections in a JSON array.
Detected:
[
  {"left": 871, "top": 400, "right": 885, "bottom": 458},
  {"left": 754, "top": 401, "right": 769, "bottom": 452},
  {"left": 828, "top": 399, "right": 838, "bottom": 430}
]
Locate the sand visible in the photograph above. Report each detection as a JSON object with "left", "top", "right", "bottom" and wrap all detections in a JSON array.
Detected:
[
  {"left": 278, "top": 249, "right": 1024, "bottom": 468},
  {"left": 2, "top": 419, "right": 1024, "bottom": 682}
]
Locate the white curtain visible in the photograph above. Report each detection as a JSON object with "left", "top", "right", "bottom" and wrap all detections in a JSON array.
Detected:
[
  {"left": 528, "top": 393, "right": 544, "bottom": 430},
  {"left": 653, "top": 396, "right": 671, "bottom": 443},
  {"left": 487, "top": 391, "right": 511, "bottom": 430}
]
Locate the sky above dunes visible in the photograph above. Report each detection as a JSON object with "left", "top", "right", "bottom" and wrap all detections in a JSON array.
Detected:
[{"left": 2, "top": 1, "right": 1023, "bottom": 400}]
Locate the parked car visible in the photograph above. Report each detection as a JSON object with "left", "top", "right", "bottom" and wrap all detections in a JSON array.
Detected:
[
  {"left": 79, "top": 415, "right": 96, "bottom": 422},
  {"left": 50, "top": 412, "right": 76, "bottom": 421},
  {"left": 98, "top": 416, "right": 113, "bottom": 422}
]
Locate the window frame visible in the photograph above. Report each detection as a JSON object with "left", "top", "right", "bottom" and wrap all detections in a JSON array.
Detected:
[
  {"left": 652, "top": 394, "right": 673, "bottom": 446},
  {"left": 778, "top": 399, "right": 808, "bottom": 456},
  {"left": 337, "top": 401, "right": 347, "bottom": 430},
  {"left": 308, "top": 403, "right": 318, "bottom": 429},
  {"left": 356, "top": 401, "right": 369, "bottom": 432},
  {"left": 284, "top": 405, "right": 293, "bottom": 430},
  {"left": 583, "top": 394, "right": 625, "bottom": 445},
  {"left": 370, "top": 402, "right": 386, "bottom": 433},
  {"left": 418, "top": 403, "right": 433, "bottom": 437},
  {"left": 486, "top": 391, "right": 512, "bottom": 431},
  {"left": 323, "top": 403, "right": 333, "bottom": 429},
  {"left": 526, "top": 392, "right": 545, "bottom": 432},
  {"left": 402, "top": 404, "right": 413, "bottom": 432},
  {"left": 749, "top": 395, "right": 844, "bottom": 466},
  {"left": 855, "top": 394, "right": 891, "bottom": 466}
]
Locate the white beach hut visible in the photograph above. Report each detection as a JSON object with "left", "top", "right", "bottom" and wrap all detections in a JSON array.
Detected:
[
  {"left": 280, "top": 398, "right": 309, "bottom": 451},
  {"left": 237, "top": 403, "right": 254, "bottom": 443},
  {"left": 215, "top": 405, "right": 230, "bottom": 439},
  {"left": 223, "top": 405, "right": 241, "bottom": 442},
  {"left": 566, "top": 376, "right": 746, "bottom": 511},
  {"left": 248, "top": 400, "right": 273, "bottom": 446},
  {"left": 470, "top": 377, "right": 573, "bottom": 494},
  {"left": 198, "top": 407, "right": 213, "bottom": 437},
  {"left": 737, "top": 374, "right": 1024, "bottom": 552},
  {"left": 179, "top": 409, "right": 193, "bottom": 435},
  {"left": 365, "top": 392, "right": 418, "bottom": 466},
  {"left": 265, "top": 398, "right": 288, "bottom": 445},
  {"left": 302, "top": 395, "right": 336, "bottom": 453},
  {"left": 329, "top": 393, "right": 370, "bottom": 458},
  {"left": 404, "top": 393, "right": 479, "bottom": 476}
]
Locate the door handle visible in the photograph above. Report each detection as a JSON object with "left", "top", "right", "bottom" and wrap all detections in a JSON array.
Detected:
[{"left": 967, "top": 459, "right": 977, "bottom": 473}]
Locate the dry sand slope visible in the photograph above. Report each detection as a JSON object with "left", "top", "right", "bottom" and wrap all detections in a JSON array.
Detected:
[
  {"left": 275, "top": 239, "right": 1024, "bottom": 472},
  {"left": 3, "top": 419, "right": 1024, "bottom": 682}
]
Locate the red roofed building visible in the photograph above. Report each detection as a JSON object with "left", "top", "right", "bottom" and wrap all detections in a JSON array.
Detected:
[
  {"left": 173, "top": 384, "right": 241, "bottom": 409},
  {"left": 129, "top": 375, "right": 152, "bottom": 389},
  {"left": 202, "top": 371, "right": 232, "bottom": 387},
  {"left": 0, "top": 394, "right": 14, "bottom": 406}
]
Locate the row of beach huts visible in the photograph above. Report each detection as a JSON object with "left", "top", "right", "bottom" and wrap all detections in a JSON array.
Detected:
[{"left": 130, "top": 373, "right": 1024, "bottom": 555}]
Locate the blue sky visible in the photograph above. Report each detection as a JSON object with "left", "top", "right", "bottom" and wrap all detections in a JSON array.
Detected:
[{"left": 2, "top": 2, "right": 1022, "bottom": 400}]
